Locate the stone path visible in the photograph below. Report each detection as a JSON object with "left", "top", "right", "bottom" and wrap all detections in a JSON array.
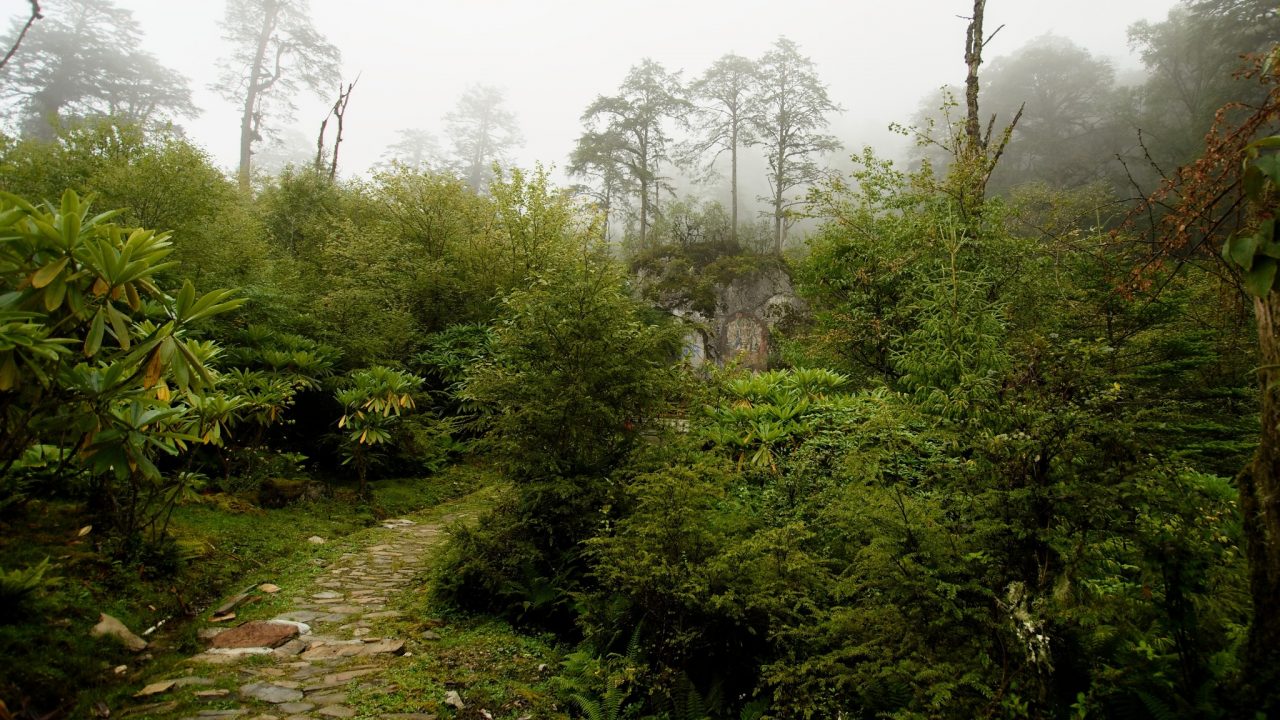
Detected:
[{"left": 120, "top": 509, "right": 469, "bottom": 720}]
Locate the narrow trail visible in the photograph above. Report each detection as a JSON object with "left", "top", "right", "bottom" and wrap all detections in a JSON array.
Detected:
[{"left": 119, "top": 497, "right": 479, "bottom": 720}]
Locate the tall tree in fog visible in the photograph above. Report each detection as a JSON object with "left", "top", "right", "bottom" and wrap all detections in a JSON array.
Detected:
[
  {"left": 253, "top": 126, "right": 313, "bottom": 175},
  {"left": 379, "top": 128, "right": 442, "bottom": 171},
  {"left": 216, "top": 0, "right": 341, "bottom": 192},
  {"left": 1129, "top": 1, "right": 1279, "bottom": 170},
  {"left": 750, "top": 37, "right": 839, "bottom": 254},
  {"left": 444, "top": 85, "right": 521, "bottom": 193},
  {"left": 1186, "top": 0, "right": 1279, "bottom": 57},
  {"left": 569, "top": 129, "right": 632, "bottom": 242},
  {"left": 0, "top": 0, "right": 195, "bottom": 139},
  {"left": 980, "top": 35, "right": 1124, "bottom": 190},
  {"left": 685, "top": 53, "right": 758, "bottom": 245},
  {"left": 575, "top": 59, "right": 688, "bottom": 248}
]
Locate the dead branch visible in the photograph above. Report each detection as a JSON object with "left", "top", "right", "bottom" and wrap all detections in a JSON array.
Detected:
[
  {"left": 962, "top": 0, "right": 986, "bottom": 153},
  {"left": 328, "top": 74, "right": 358, "bottom": 181},
  {"left": 0, "top": 1, "right": 42, "bottom": 73}
]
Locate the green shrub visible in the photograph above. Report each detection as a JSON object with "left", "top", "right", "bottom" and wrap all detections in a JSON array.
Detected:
[
  {"left": 0, "top": 190, "right": 242, "bottom": 545},
  {"left": 0, "top": 557, "right": 56, "bottom": 620}
]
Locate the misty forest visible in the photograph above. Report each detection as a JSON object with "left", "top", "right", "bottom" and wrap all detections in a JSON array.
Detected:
[{"left": 1, "top": 0, "right": 1279, "bottom": 718}]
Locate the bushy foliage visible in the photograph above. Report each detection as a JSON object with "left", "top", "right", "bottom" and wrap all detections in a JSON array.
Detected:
[
  {"left": 335, "top": 365, "right": 424, "bottom": 492},
  {"left": 0, "top": 120, "right": 268, "bottom": 290},
  {"left": 437, "top": 241, "right": 682, "bottom": 629},
  {"left": 0, "top": 190, "right": 243, "bottom": 545},
  {"left": 536, "top": 140, "right": 1255, "bottom": 718}
]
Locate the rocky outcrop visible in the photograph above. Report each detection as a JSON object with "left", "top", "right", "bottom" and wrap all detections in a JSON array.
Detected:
[{"left": 671, "top": 261, "right": 804, "bottom": 371}]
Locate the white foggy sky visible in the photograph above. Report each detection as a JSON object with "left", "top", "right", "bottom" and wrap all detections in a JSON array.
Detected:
[{"left": 2, "top": 0, "right": 1178, "bottom": 180}]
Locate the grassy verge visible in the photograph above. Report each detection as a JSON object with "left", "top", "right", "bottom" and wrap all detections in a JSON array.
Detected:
[{"left": 0, "top": 463, "right": 487, "bottom": 719}]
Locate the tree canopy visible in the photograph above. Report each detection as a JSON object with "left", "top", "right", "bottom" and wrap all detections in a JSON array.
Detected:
[{"left": 0, "top": 0, "right": 196, "bottom": 139}]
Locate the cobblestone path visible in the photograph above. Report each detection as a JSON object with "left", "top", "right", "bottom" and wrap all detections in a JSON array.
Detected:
[{"left": 119, "top": 504, "right": 473, "bottom": 720}]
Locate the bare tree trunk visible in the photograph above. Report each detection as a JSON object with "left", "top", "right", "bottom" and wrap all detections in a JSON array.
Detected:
[
  {"left": 773, "top": 148, "right": 785, "bottom": 255},
  {"left": 602, "top": 184, "right": 612, "bottom": 242},
  {"left": 956, "top": 0, "right": 1014, "bottom": 221},
  {"left": 730, "top": 120, "right": 739, "bottom": 246},
  {"left": 469, "top": 110, "right": 492, "bottom": 192},
  {"left": 639, "top": 128, "right": 650, "bottom": 248},
  {"left": 653, "top": 165, "right": 662, "bottom": 245},
  {"left": 327, "top": 77, "right": 357, "bottom": 181},
  {"left": 314, "top": 112, "right": 330, "bottom": 173},
  {"left": 0, "top": 1, "right": 42, "bottom": 72},
  {"left": 639, "top": 175, "right": 649, "bottom": 248},
  {"left": 238, "top": 1, "right": 280, "bottom": 193},
  {"left": 963, "top": 0, "right": 986, "bottom": 156}
]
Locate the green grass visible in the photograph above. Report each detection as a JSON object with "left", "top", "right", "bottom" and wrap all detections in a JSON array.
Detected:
[
  {"left": 349, "top": 618, "right": 568, "bottom": 720},
  {"left": 347, "top": 495, "right": 570, "bottom": 720},
  {"left": 0, "top": 464, "right": 488, "bottom": 719}
]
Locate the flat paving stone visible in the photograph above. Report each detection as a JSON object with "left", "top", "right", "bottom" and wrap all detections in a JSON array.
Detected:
[
  {"left": 211, "top": 621, "right": 299, "bottom": 649},
  {"left": 240, "top": 682, "right": 305, "bottom": 704},
  {"left": 273, "top": 611, "right": 324, "bottom": 623},
  {"left": 194, "top": 690, "right": 231, "bottom": 699},
  {"left": 305, "top": 691, "right": 348, "bottom": 705}
]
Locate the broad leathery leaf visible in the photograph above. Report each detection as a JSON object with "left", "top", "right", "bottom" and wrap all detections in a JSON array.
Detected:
[
  {"left": 85, "top": 309, "right": 105, "bottom": 357},
  {"left": 82, "top": 208, "right": 121, "bottom": 231},
  {"left": 66, "top": 285, "right": 86, "bottom": 316},
  {"left": 1224, "top": 233, "right": 1261, "bottom": 269},
  {"left": 135, "top": 278, "right": 163, "bottom": 300},
  {"left": 31, "top": 218, "right": 62, "bottom": 247},
  {"left": 1255, "top": 154, "right": 1280, "bottom": 186},
  {"left": 42, "top": 274, "right": 66, "bottom": 311},
  {"left": 142, "top": 348, "right": 163, "bottom": 388},
  {"left": 124, "top": 282, "right": 141, "bottom": 311},
  {"left": 171, "top": 349, "right": 190, "bottom": 390},
  {"left": 59, "top": 190, "right": 81, "bottom": 246},
  {"left": 30, "top": 256, "right": 69, "bottom": 288},
  {"left": 0, "top": 206, "right": 24, "bottom": 227},
  {"left": 123, "top": 227, "right": 153, "bottom": 251},
  {"left": 1249, "top": 134, "right": 1280, "bottom": 151},
  {"left": 175, "top": 280, "right": 195, "bottom": 319},
  {"left": 1244, "top": 256, "right": 1278, "bottom": 298},
  {"left": 0, "top": 191, "right": 39, "bottom": 216},
  {"left": 181, "top": 288, "right": 245, "bottom": 324},
  {"left": 1257, "top": 219, "right": 1277, "bottom": 250},
  {"left": 158, "top": 336, "right": 175, "bottom": 364},
  {"left": 106, "top": 303, "right": 130, "bottom": 351},
  {"left": 176, "top": 339, "right": 215, "bottom": 388}
]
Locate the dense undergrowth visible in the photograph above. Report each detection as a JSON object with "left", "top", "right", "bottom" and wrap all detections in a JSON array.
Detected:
[{"left": 0, "top": 467, "right": 481, "bottom": 717}]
